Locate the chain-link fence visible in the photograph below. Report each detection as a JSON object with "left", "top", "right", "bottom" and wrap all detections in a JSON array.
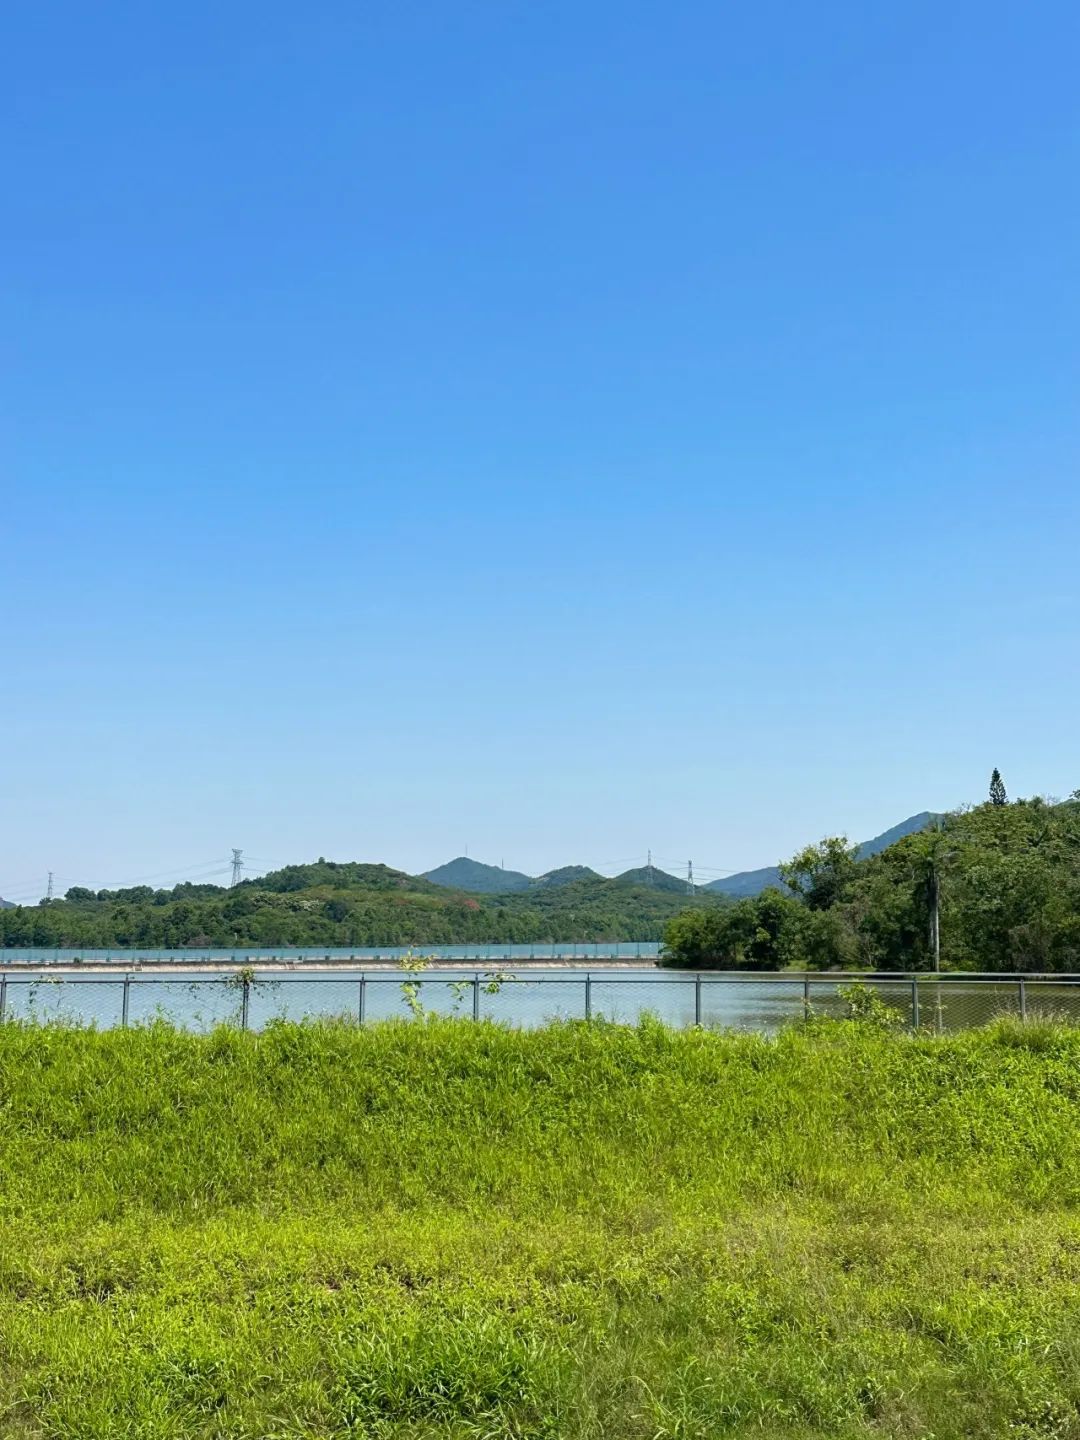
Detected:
[{"left": 2, "top": 970, "right": 1079, "bottom": 1034}]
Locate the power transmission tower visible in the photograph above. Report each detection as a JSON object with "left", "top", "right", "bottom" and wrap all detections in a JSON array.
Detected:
[
  {"left": 646, "top": 849, "right": 654, "bottom": 886},
  {"left": 46, "top": 871, "right": 54, "bottom": 901},
  {"left": 230, "top": 849, "right": 244, "bottom": 887},
  {"left": 686, "top": 860, "right": 695, "bottom": 895}
]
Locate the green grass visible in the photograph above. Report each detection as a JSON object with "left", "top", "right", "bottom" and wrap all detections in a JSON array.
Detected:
[{"left": 1, "top": 1016, "right": 1079, "bottom": 1438}]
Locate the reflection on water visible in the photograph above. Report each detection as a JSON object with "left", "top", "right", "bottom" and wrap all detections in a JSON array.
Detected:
[{"left": 2, "top": 970, "right": 1078, "bottom": 1034}]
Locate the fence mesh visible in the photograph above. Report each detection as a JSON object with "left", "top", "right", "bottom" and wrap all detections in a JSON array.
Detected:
[
  {"left": 481, "top": 977, "right": 590, "bottom": 1027},
  {"left": 1022, "top": 981, "right": 1080, "bottom": 1026},
  {"left": 1, "top": 976, "right": 125, "bottom": 1028},
  {"left": 125, "top": 978, "right": 240, "bottom": 1031}
]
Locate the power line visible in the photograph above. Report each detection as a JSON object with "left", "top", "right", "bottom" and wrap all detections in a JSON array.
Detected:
[
  {"left": 1, "top": 857, "right": 235, "bottom": 903},
  {"left": 654, "top": 855, "right": 744, "bottom": 876},
  {"left": 86, "top": 864, "right": 233, "bottom": 893},
  {"left": 82, "top": 858, "right": 233, "bottom": 890}
]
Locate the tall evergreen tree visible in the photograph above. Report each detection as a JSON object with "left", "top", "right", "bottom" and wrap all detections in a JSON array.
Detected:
[{"left": 989, "top": 768, "right": 1008, "bottom": 806}]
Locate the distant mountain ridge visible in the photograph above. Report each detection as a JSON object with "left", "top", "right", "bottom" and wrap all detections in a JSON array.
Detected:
[
  {"left": 421, "top": 815, "right": 938, "bottom": 900},
  {"left": 614, "top": 866, "right": 686, "bottom": 893},
  {"left": 421, "top": 857, "right": 533, "bottom": 894},
  {"left": 703, "top": 812, "right": 938, "bottom": 898},
  {"left": 534, "top": 866, "right": 602, "bottom": 889}
]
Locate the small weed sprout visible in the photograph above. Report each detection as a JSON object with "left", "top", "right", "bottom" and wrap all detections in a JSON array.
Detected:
[
  {"left": 444, "top": 969, "right": 515, "bottom": 1016},
  {"left": 446, "top": 978, "right": 470, "bottom": 1013},
  {"left": 24, "top": 976, "right": 63, "bottom": 1025},
  {"left": 403, "top": 961, "right": 514, "bottom": 1019},
  {"left": 221, "top": 966, "right": 280, "bottom": 1027},
  {"left": 399, "top": 952, "right": 430, "bottom": 1019}
]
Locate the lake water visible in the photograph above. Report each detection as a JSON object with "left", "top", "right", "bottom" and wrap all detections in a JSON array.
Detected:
[{"left": 3, "top": 968, "right": 1076, "bottom": 1034}]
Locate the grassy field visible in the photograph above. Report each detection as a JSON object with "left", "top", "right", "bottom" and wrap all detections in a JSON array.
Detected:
[{"left": 1, "top": 1016, "right": 1079, "bottom": 1438}]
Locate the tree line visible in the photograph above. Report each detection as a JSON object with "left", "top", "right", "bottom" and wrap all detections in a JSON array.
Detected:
[{"left": 0, "top": 864, "right": 725, "bottom": 949}]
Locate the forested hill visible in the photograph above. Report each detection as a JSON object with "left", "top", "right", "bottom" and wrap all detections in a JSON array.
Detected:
[
  {"left": 705, "top": 812, "right": 937, "bottom": 897},
  {"left": 9, "top": 795, "right": 1074, "bottom": 959},
  {"left": 421, "top": 857, "right": 681, "bottom": 894},
  {"left": 664, "top": 795, "right": 1080, "bottom": 973},
  {"left": 0, "top": 861, "right": 728, "bottom": 949},
  {"left": 848, "top": 797, "right": 1080, "bottom": 971},
  {"left": 421, "top": 858, "right": 533, "bottom": 893}
]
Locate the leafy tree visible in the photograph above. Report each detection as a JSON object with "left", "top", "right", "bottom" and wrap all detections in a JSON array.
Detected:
[
  {"left": 779, "top": 837, "right": 858, "bottom": 910},
  {"left": 663, "top": 890, "right": 801, "bottom": 969},
  {"left": 850, "top": 799, "right": 1080, "bottom": 972},
  {"left": 905, "top": 825, "right": 954, "bottom": 972},
  {"left": 795, "top": 906, "right": 858, "bottom": 970}
]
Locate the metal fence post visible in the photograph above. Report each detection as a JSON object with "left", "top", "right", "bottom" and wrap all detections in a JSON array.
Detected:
[
  {"left": 694, "top": 973, "right": 702, "bottom": 1027},
  {"left": 241, "top": 976, "right": 251, "bottom": 1031},
  {"left": 473, "top": 973, "right": 481, "bottom": 1022},
  {"left": 358, "top": 975, "right": 366, "bottom": 1026},
  {"left": 911, "top": 976, "right": 919, "bottom": 1032},
  {"left": 122, "top": 975, "right": 131, "bottom": 1029},
  {"left": 0, "top": 973, "right": 6, "bottom": 1023},
  {"left": 585, "top": 972, "right": 592, "bottom": 1021},
  {"left": 1019, "top": 977, "right": 1027, "bottom": 1022},
  {"left": 803, "top": 973, "right": 811, "bottom": 1017}
]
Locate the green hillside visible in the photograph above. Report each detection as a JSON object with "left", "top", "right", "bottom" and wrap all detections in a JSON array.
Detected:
[
  {"left": 705, "top": 811, "right": 937, "bottom": 897},
  {"left": 0, "top": 861, "right": 728, "bottom": 949},
  {"left": 533, "top": 865, "right": 603, "bottom": 888},
  {"left": 666, "top": 795, "right": 1080, "bottom": 972},
  {"left": 615, "top": 865, "right": 687, "bottom": 892},
  {"left": 421, "top": 856, "right": 533, "bottom": 893},
  {"left": 9, "top": 793, "right": 1077, "bottom": 960}
]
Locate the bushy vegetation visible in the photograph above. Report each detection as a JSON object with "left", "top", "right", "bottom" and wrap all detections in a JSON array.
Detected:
[
  {"left": 664, "top": 794, "right": 1080, "bottom": 972},
  {"left": 0, "top": 863, "right": 727, "bottom": 949},
  {"left": 1, "top": 1017, "right": 1079, "bottom": 1437}
]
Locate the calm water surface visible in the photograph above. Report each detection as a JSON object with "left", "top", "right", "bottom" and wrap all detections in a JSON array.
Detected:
[{"left": 3, "top": 968, "right": 1075, "bottom": 1034}]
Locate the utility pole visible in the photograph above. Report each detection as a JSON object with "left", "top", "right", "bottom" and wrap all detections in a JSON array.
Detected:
[
  {"left": 230, "top": 849, "right": 244, "bottom": 887},
  {"left": 46, "top": 871, "right": 54, "bottom": 901},
  {"left": 686, "top": 861, "right": 695, "bottom": 895}
]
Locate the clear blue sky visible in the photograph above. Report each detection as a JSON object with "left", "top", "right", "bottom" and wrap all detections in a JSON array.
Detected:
[{"left": 3, "top": 1, "right": 1078, "bottom": 899}]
